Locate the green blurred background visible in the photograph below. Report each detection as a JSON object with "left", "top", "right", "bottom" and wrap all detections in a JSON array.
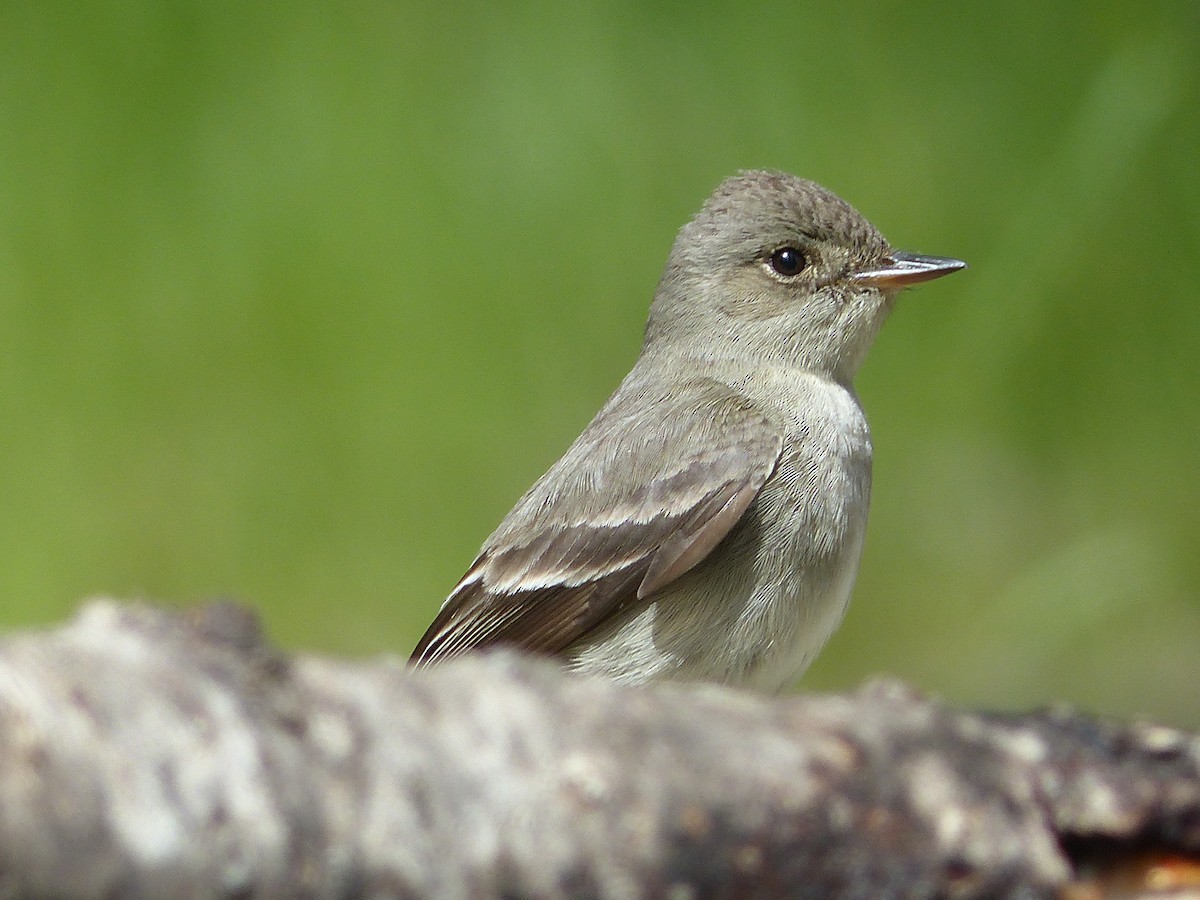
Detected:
[{"left": 1, "top": 3, "right": 1196, "bottom": 725}]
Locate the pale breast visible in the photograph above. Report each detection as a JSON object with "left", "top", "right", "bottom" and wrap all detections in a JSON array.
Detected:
[{"left": 727, "top": 369, "right": 873, "bottom": 689}]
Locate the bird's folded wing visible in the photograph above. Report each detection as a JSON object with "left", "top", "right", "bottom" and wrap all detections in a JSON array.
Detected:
[{"left": 411, "top": 378, "right": 784, "bottom": 664}]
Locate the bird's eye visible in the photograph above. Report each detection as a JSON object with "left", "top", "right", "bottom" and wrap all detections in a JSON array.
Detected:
[{"left": 769, "top": 247, "right": 807, "bottom": 277}]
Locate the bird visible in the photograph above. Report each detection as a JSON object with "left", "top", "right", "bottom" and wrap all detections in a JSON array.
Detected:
[{"left": 411, "top": 170, "right": 964, "bottom": 691}]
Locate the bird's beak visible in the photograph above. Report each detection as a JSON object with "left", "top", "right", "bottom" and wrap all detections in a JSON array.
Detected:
[{"left": 852, "top": 251, "right": 966, "bottom": 289}]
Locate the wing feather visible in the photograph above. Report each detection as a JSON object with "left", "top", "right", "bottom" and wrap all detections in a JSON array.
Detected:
[{"left": 411, "top": 376, "right": 783, "bottom": 664}]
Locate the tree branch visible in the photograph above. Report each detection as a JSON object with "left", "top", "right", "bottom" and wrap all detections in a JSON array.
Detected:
[{"left": 1, "top": 600, "right": 1197, "bottom": 898}]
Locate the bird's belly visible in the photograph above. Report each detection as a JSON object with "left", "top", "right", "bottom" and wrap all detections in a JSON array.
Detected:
[
  {"left": 701, "top": 409, "right": 873, "bottom": 690},
  {"left": 736, "top": 510, "right": 867, "bottom": 692},
  {"left": 566, "top": 444, "right": 871, "bottom": 692}
]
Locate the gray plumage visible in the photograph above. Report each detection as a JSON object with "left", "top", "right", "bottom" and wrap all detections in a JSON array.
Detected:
[{"left": 412, "top": 170, "right": 964, "bottom": 691}]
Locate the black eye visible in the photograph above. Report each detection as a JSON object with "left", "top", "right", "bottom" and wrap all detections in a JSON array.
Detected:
[{"left": 769, "top": 247, "right": 807, "bottom": 277}]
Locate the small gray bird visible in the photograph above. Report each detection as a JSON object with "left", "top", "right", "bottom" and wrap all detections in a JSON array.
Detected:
[{"left": 412, "top": 170, "right": 964, "bottom": 690}]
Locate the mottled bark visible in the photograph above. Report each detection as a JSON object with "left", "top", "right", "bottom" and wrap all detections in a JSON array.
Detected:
[{"left": 0, "top": 600, "right": 1196, "bottom": 899}]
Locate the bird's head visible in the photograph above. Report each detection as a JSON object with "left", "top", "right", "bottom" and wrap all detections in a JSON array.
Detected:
[{"left": 645, "top": 170, "right": 964, "bottom": 383}]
